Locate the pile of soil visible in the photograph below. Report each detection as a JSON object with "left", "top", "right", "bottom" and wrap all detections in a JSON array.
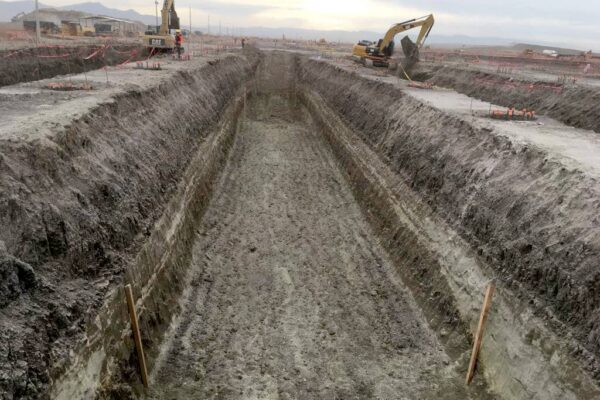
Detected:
[
  {"left": 0, "top": 44, "right": 146, "bottom": 87},
  {"left": 298, "top": 58, "right": 600, "bottom": 379},
  {"left": 0, "top": 52, "right": 259, "bottom": 398},
  {"left": 416, "top": 64, "right": 600, "bottom": 133}
]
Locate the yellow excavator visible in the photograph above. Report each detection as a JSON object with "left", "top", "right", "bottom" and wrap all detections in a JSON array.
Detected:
[
  {"left": 143, "top": 0, "right": 181, "bottom": 51},
  {"left": 352, "top": 14, "right": 434, "bottom": 68}
]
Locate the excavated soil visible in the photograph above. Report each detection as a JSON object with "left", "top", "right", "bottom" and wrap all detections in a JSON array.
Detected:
[
  {"left": 0, "top": 44, "right": 146, "bottom": 87},
  {"left": 414, "top": 63, "right": 600, "bottom": 133},
  {"left": 146, "top": 57, "right": 492, "bottom": 399}
]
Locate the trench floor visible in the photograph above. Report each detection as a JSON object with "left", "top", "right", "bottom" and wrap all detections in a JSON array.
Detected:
[{"left": 147, "top": 95, "right": 486, "bottom": 399}]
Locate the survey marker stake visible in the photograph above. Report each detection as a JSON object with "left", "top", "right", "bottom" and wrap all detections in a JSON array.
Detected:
[
  {"left": 466, "top": 281, "right": 495, "bottom": 385},
  {"left": 125, "top": 284, "right": 149, "bottom": 388}
]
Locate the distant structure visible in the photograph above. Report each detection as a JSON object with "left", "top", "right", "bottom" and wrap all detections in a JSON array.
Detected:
[
  {"left": 15, "top": 8, "right": 145, "bottom": 37},
  {"left": 79, "top": 16, "right": 144, "bottom": 36},
  {"left": 542, "top": 49, "right": 559, "bottom": 58},
  {"left": 21, "top": 11, "right": 61, "bottom": 34}
]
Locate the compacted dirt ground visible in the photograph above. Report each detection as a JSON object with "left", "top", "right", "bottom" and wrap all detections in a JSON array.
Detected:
[{"left": 146, "top": 94, "right": 492, "bottom": 399}]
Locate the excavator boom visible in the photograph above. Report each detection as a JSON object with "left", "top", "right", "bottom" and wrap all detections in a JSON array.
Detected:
[
  {"left": 159, "top": 0, "right": 180, "bottom": 35},
  {"left": 352, "top": 13, "right": 434, "bottom": 68},
  {"left": 379, "top": 14, "right": 434, "bottom": 55}
]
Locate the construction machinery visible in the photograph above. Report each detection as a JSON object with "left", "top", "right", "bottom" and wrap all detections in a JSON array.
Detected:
[
  {"left": 352, "top": 14, "right": 434, "bottom": 69},
  {"left": 143, "top": 0, "right": 181, "bottom": 51}
]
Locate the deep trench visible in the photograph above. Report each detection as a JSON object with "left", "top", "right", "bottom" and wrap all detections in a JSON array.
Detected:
[
  {"left": 0, "top": 45, "right": 146, "bottom": 87},
  {"left": 24, "top": 50, "right": 599, "bottom": 399},
  {"left": 123, "top": 54, "right": 495, "bottom": 399}
]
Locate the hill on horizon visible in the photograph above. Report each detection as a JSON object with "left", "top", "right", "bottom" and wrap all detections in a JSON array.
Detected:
[
  {"left": 0, "top": 0, "right": 154, "bottom": 24},
  {"left": 0, "top": 0, "right": 588, "bottom": 52},
  {"left": 59, "top": 1, "right": 155, "bottom": 24}
]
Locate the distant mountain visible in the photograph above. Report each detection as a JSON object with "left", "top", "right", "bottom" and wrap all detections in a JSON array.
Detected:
[
  {"left": 0, "top": 0, "right": 155, "bottom": 24},
  {"left": 1, "top": 1, "right": 558, "bottom": 49},
  {"left": 511, "top": 43, "right": 586, "bottom": 56},
  {"left": 0, "top": 1, "right": 49, "bottom": 21},
  {"left": 59, "top": 2, "right": 155, "bottom": 25},
  {"left": 231, "top": 26, "right": 514, "bottom": 47},
  {"left": 0, "top": 2, "right": 517, "bottom": 45}
]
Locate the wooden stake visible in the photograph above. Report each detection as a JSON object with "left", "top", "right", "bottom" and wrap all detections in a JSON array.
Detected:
[
  {"left": 466, "top": 281, "right": 495, "bottom": 385},
  {"left": 124, "top": 284, "right": 149, "bottom": 388}
]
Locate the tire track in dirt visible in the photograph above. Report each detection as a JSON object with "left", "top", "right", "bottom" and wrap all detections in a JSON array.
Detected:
[{"left": 147, "top": 94, "right": 492, "bottom": 399}]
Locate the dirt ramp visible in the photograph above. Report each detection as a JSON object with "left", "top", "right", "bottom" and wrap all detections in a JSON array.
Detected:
[{"left": 0, "top": 53, "right": 259, "bottom": 398}]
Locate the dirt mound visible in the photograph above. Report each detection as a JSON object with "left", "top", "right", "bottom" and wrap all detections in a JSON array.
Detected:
[
  {"left": 0, "top": 52, "right": 259, "bottom": 398},
  {"left": 298, "top": 58, "right": 600, "bottom": 381},
  {"left": 418, "top": 64, "right": 600, "bottom": 133},
  {"left": 0, "top": 44, "right": 146, "bottom": 87}
]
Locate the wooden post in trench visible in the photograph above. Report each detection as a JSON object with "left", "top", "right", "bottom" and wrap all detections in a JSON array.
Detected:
[
  {"left": 124, "top": 284, "right": 149, "bottom": 388},
  {"left": 466, "top": 281, "right": 495, "bottom": 385}
]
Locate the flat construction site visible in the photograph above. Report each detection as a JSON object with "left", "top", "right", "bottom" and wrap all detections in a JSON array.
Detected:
[{"left": 1, "top": 46, "right": 599, "bottom": 400}]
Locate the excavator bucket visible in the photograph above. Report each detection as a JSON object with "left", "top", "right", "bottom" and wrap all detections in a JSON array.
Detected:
[{"left": 400, "top": 35, "right": 419, "bottom": 71}]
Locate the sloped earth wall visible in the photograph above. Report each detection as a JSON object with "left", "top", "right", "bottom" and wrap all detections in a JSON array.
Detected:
[
  {"left": 415, "top": 64, "right": 600, "bottom": 134},
  {"left": 109, "top": 52, "right": 600, "bottom": 398},
  {"left": 0, "top": 45, "right": 146, "bottom": 87},
  {"left": 297, "top": 57, "right": 600, "bottom": 396},
  {"left": 2, "top": 49, "right": 599, "bottom": 399},
  {"left": 0, "top": 51, "right": 260, "bottom": 399}
]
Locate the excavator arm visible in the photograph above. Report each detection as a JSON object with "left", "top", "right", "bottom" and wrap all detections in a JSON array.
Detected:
[
  {"left": 379, "top": 14, "right": 434, "bottom": 56},
  {"left": 159, "top": 0, "right": 180, "bottom": 35},
  {"left": 351, "top": 13, "right": 434, "bottom": 68}
]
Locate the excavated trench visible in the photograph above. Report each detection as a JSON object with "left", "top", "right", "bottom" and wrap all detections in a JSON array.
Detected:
[
  {"left": 118, "top": 52, "right": 599, "bottom": 399},
  {"left": 2, "top": 49, "right": 600, "bottom": 399},
  {"left": 143, "top": 54, "right": 491, "bottom": 400},
  {"left": 0, "top": 45, "right": 146, "bottom": 87},
  {"left": 411, "top": 62, "right": 600, "bottom": 134}
]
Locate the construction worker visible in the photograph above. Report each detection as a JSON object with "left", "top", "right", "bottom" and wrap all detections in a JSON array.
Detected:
[
  {"left": 175, "top": 31, "right": 184, "bottom": 60},
  {"left": 507, "top": 106, "right": 514, "bottom": 120}
]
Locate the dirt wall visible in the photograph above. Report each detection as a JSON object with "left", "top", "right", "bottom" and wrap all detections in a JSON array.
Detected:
[
  {"left": 0, "top": 44, "right": 146, "bottom": 87},
  {"left": 297, "top": 58, "right": 600, "bottom": 384},
  {"left": 59, "top": 89, "right": 248, "bottom": 400},
  {"left": 417, "top": 64, "right": 600, "bottom": 133},
  {"left": 0, "top": 51, "right": 260, "bottom": 399}
]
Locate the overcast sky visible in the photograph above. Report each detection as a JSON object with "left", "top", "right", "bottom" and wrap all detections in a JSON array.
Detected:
[{"left": 45, "top": 0, "right": 600, "bottom": 49}]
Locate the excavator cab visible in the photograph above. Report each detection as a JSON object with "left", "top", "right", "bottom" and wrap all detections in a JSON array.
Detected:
[{"left": 382, "top": 40, "right": 395, "bottom": 57}]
